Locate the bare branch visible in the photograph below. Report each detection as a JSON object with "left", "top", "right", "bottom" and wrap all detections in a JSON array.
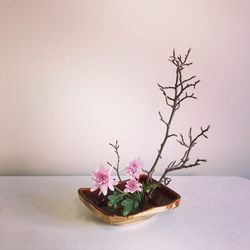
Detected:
[
  {"left": 169, "top": 133, "right": 177, "bottom": 138},
  {"left": 157, "top": 83, "right": 175, "bottom": 90},
  {"left": 175, "top": 102, "right": 180, "bottom": 110},
  {"left": 142, "top": 168, "right": 150, "bottom": 174},
  {"left": 163, "top": 177, "right": 172, "bottom": 185},
  {"left": 159, "top": 125, "right": 210, "bottom": 183},
  {"left": 159, "top": 161, "right": 175, "bottom": 183},
  {"left": 108, "top": 140, "right": 122, "bottom": 181},
  {"left": 183, "top": 48, "right": 191, "bottom": 64},
  {"left": 177, "top": 133, "right": 188, "bottom": 147},
  {"left": 158, "top": 85, "right": 175, "bottom": 107},
  {"left": 176, "top": 92, "right": 197, "bottom": 106},
  {"left": 188, "top": 127, "right": 193, "bottom": 142},
  {"left": 146, "top": 49, "right": 209, "bottom": 185},
  {"left": 158, "top": 111, "right": 168, "bottom": 127},
  {"left": 158, "top": 149, "right": 162, "bottom": 159},
  {"left": 107, "top": 161, "right": 112, "bottom": 167},
  {"left": 182, "top": 75, "right": 196, "bottom": 84}
]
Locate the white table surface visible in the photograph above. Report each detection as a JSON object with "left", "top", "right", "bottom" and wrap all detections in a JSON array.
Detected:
[{"left": 0, "top": 176, "right": 249, "bottom": 250}]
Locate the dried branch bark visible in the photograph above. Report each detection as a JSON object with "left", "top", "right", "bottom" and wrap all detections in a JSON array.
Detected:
[
  {"left": 159, "top": 125, "right": 210, "bottom": 184},
  {"left": 146, "top": 49, "right": 209, "bottom": 183},
  {"left": 107, "top": 140, "right": 122, "bottom": 181}
]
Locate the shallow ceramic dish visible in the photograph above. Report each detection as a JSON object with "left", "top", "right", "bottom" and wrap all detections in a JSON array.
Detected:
[{"left": 78, "top": 175, "right": 181, "bottom": 225}]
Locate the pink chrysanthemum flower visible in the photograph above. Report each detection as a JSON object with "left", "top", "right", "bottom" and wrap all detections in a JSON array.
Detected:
[
  {"left": 124, "top": 179, "right": 142, "bottom": 193},
  {"left": 125, "top": 158, "right": 143, "bottom": 179},
  {"left": 90, "top": 165, "right": 115, "bottom": 196}
]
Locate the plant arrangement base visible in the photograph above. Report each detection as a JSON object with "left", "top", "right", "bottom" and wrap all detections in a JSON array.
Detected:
[{"left": 78, "top": 175, "right": 181, "bottom": 225}]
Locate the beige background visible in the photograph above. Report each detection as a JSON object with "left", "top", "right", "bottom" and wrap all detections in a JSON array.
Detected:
[{"left": 0, "top": 0, "right": 249, "bottom": 178}]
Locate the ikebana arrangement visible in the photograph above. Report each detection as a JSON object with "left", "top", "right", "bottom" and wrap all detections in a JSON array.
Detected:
[{"left": 78, "top": 49, "right": 210, "bottom": 224}]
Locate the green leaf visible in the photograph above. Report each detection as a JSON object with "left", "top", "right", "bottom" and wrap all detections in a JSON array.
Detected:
[
  {"left": 133, "top": 199, "right": 140, "bottom": 211},
  {"left": 135, "top": 191, "right": 142, "bottom": 202},
  {"left": 121, "top": 198, "right": 134, "bottom": 216},
  {"left": 113, "top": 190, "right": 122, "bottom": 196},
  {"left": 121, "top": 195, "right": 141, "bottom": 216},
  {"left": 143, "top": 182, "right": 159, "bottom": 192},
  {"left": 107, "top": 193, "right": 124, "bottom": 208},
  {"left": 121, "top": 198, "right": 131, "bottom": 207}
]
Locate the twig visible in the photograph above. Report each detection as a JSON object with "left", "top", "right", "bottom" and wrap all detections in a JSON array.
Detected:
[
  {"left": 159, "top": 125, "right": 210, "bottom": 183},
  {"left": 147, "top": 48, "right": 202, "bottom": 182},
  {"left": 108, "top": 140, "right": 122, "bottom": 181}
]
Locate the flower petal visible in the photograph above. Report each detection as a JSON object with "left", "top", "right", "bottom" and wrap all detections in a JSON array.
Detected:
[
  {"left": 108, "top": 184, "right": 114, "bottom": 191},
  {"left": 100, "top": 185, "right": 108, "bottom": 196},
  {"left": 90, "top": 184, "right": 99, "bottom": 192}
]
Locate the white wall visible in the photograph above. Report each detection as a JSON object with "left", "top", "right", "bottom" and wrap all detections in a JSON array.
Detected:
[{"left": 0, "top": 0, "right": 250, "bottom": 178}]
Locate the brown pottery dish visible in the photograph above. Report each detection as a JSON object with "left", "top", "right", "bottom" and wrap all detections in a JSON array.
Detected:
[{"left": 78, "top": 175, "right": 181, "bottom": 225}]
